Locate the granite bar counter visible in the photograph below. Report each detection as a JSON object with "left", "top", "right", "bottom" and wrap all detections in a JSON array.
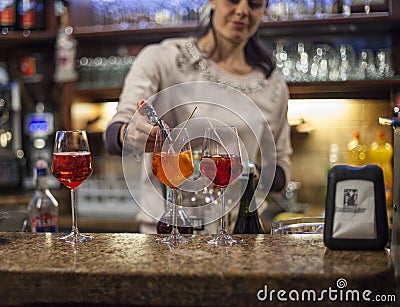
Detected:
[{"left": 0, "top": 233, "right": 395, "bottom": 306}]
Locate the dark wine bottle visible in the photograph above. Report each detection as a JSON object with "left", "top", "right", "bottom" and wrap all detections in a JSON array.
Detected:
[{"left": 233, "top": 162, "right": 265, "bottom": 234}]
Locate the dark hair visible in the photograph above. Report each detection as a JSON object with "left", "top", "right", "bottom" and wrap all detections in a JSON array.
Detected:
[{"left": 194, "top": 9, "right": 275, "bottom": 78}]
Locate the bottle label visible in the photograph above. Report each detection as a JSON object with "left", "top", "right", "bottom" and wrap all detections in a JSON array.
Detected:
[
  {"left": 18, "top": 0, "right": 35, "bottom": 29},
  {"left": 31, "top": 213, "right": 57, "bottom": 232},
  {"left": 20, "top": 55, "right": 37, "bottom": 76},
  {"left": 0, "top": 1, "right": 16, "bottom": 26},
  {"left": 192, "top": 218, "right": 205, "bottom": 231}
]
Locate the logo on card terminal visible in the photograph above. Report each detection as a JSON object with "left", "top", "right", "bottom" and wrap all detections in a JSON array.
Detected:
[{"left": 337, "top": 189, "right": 366, "bottom": 213}]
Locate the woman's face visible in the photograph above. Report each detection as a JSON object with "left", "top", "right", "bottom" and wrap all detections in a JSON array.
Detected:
[{"left": 210, "top": 0, "right": 266, "bottom": 44}]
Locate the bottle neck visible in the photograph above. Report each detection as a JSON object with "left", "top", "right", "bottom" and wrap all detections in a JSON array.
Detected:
[
  {"left": 239, "top": 172, "right": 257, "bottom": 216},
  {"left": 36, "top": 169, "right": 49, "bottom": 191}
]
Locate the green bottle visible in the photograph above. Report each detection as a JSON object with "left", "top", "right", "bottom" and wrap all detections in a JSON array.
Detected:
[{"left": 233, "top": 162, "right": 265, "bottom": 234}]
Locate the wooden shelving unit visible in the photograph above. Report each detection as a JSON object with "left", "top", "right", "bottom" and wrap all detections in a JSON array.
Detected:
[
  {"left": 72, "top": 79, "right": 400, "bottom": 102},
  {"left": 1, "top": 2, "right": 398, "bottom": 128},
  {"left": 288, "top": 79, "right": 400, "bottom": 99},
  {"left": 3, "top": 1, "right": 393, "bottom": 129},
  {"left": 70, "top": 12, "right": 400, "bottom": 44},
  {"left": 0, "top": 2, "right": 57, "bottom": 46}
]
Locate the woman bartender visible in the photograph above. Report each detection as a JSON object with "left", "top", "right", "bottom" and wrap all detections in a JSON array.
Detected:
[{"left": 104, "top": 0, "right": 292, "bottom": 233}]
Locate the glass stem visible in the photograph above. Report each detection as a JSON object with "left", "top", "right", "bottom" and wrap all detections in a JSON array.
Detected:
[
  {"left": 220, "top": 188, "right": 226, "bottom": 233},
  {"left": 71, "top": 189, "right": 79, "bottom": 238},
  {"left": 171, "top": 189, "right": 179, "bottom": 236}
]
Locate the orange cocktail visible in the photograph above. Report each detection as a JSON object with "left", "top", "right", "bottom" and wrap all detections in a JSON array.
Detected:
[{"left": 152, "top": 150, "right": 194, "bottom": 188}]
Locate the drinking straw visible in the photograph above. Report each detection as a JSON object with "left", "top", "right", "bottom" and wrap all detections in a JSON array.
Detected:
[
  {"left": 198, "top": 106, "right": 231, "bottom": 157},
  {"left": 171, "top": 106, "right": 198, "bottom": 148}
]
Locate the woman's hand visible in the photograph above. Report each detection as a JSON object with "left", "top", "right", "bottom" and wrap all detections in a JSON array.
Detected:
[{"left": 121, "top": 100, "right": 163, "bottom": 153}]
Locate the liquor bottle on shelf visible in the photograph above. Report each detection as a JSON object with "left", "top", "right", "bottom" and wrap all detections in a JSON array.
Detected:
[
  {"left": 346, "top": 131, "right": 368, "bottom": 166},
  {"left": 28, "top": 159, "right": 59, "bottom": 232},
  {"left": 0, "top": 0, "right": 17, "bottom": 32},
  {"left": 233, "top": 162, "right": 265, "bottom": 234},
  {"left": 34, "top": 0, "right": 44, "bottom": 30},
  {"left": 17, "top": 0, "right": 36, "bottom": 30}
]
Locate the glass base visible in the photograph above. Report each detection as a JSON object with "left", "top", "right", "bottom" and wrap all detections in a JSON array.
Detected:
[
  {"left": 207, "top": 229, "right": 242, "bottom": 246},
  {"left": 156, "top": 233, "right": 192, "bottom": 245},
  {"left": 57, "top": 230, "right": 93, "bottom": 243}
]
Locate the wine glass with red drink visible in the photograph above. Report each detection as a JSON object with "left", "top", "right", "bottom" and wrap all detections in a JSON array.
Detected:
[
  {"left": 200, "top": 126, "right": 243, "bottom": 245},
  {"left": 52, "top": 130, "right": 93, "bottom": 243},
  {"left": 152, "top": 127, "right": 194, "bottom": 245}
]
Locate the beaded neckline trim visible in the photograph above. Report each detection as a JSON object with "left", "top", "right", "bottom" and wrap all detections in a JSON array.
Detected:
[{"left": 176, "top": 39, "right": 271, "bottom": 95}]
